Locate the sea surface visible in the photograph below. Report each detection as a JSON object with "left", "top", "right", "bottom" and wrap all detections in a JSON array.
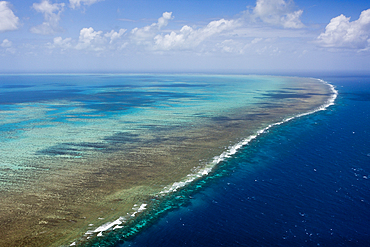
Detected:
[
  {"left": 0, "top": 74, "right": 365, "bottom": 246},
  {"left": 115, "top": 75, "right": 370, "bottom": 247}
]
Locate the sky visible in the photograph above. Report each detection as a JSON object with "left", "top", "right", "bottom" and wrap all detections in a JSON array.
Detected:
[{"left": 0, "top": 0, "right": 369, "bottom": 73}]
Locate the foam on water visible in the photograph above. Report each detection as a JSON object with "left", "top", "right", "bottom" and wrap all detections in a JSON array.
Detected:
[
  {"left": 80, "top": 203, "right": 149, "bottom": 242},
  {"left": 78, "top": 79, "right": 337, "bottom": 245},
  {"left": 159, "top": 79, "right": 337, "bottom": 195},
  {"left": 0, "top": 74, "right": 335, "bottom": 246}
]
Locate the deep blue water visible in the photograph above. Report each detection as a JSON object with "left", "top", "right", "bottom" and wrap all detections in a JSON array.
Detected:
[{"left": 116, "top": 76, "right": 370, "bottom": 247}]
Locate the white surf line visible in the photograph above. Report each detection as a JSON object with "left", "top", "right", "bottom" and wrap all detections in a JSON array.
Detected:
[
  {"left": 70, "top": 203, "right": 148, "bottom": 246},
  {"left": 159, "top": 79, "right": 338, "bottom": 195},
  {"left": 71, "top": 79, "right": 338, "bottom": 246}
]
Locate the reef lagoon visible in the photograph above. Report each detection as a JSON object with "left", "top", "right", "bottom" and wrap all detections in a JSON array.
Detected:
[{"left": 0, "top": 74, "right": 335, "bottom": 246}]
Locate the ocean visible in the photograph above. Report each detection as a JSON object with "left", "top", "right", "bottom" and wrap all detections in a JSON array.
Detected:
[
  {"left": 0, "top": 74, "right": 368, "bottom": 246},
  {"left": 116, "top": 75, "right": 370, "bottom": 247}
]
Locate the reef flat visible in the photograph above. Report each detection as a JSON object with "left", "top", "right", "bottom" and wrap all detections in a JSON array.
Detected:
[{"left": 0, "top": 75, "right": 334, "bottom": 246}]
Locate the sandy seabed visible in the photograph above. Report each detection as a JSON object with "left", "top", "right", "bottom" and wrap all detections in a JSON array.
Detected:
[{"left": 0, "top": 76, "right": 334, "bottom": 247}]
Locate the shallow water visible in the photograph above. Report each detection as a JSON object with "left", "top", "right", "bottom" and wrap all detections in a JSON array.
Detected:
[
  {"left": 0, "top": 74, "right": 332, "bottom": 246},
  {"left": 0, "top": 75, "right": 279, "bottom": 172},
  {"left": 117, "top": 75, "right": 370, "bottom": 247}
]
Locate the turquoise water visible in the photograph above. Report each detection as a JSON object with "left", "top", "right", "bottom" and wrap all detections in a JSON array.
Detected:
[
  {"left": 1, "top": 74, "right": 311, "bottom": 194},
  {"left": 0, "top": 74, "right": 333, "bottom": 246},
  {"left": 0, "top": 75, "right": 281, "bottom": 171},
  {"left": 114, "top": 75, "right": 370, "bottom": 247}
]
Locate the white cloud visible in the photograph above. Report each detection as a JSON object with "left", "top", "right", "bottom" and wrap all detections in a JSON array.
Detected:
[
  {"left": 0, "top": 38, "right": 15, "bottom": 54},
  {"left": 251, "top": 37, "right": 263, "bottom": 44},
  {"left": 154, "top": 18, "right": 239, "bottom": 51},
  {"left": 30, "top": 0, "right": 65, "bottom": 35},
  {"left": 252, "top": 0, "right": 304, "bottom": 28},
  {"left": 46, "top": 1, "right": 309, "bottom": 56},
  {"left": 69, "top": 0, "right": 103, "bottom": 9},
  {"left": 49, "top": 36, "right": 72, "bottom": 50},
  {"left": 128, "top": 11, "right": 239, "bottom": 51},
  {"left": 48, "top": 27, "right": 127, "bottom": 52},
  {"left": 1, "top": 38, "right": 12, "bottom": 47},
  {"left": 0, "top": 1, "right": 19, "bottom": 32},
  {"left": 75, "top": 27, "right": 105, "bottom": 51},
  {"left": 216, "top": 39, "right": 243, "bottom": 53},
  {"left": 145, "top": 1, "right": 304, "bottom": 52},
  {"left": 317, "top": 8, "right": 370, "bottom": 50},
  {"left": 215, "top": 37, "right": 278, "bottom": 55},
  {"left": 157, "top": 11, "right": 172, "bottom": 29},
  {"left": 105, "top": 29, "right": 126, "bottom": 44},
  {"left": 130, "top": 12, "right": 173, "bottom": 45}
]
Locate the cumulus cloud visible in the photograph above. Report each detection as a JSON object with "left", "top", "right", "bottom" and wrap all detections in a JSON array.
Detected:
[
  {"left": 131, "top": 2, "right": 305, "bottom": 52},
  {"left": 154, "top": 18, "right": 239, "bottom": 50},
  {"left": 1, "top": 38, "right": 12, "bottom": 47},
  {"left": 251, "top": 0, "right": 304, "bottom": 28},
  {"left": 157, "top": 11, "right": 173, "bottom": 29},
  {"left": 49, "top": 36, "right": 72, "bottom": 50},
  {"left": 30, "top": 0, "right": 65, "bottom": 35},
  {"left": 140, "top": 1, "right": 304, "bottom": 52},
  {"left": 216, "top": 39, "right": 244, "bottom": 53},
  {"left": 317, "top": 8, "right": 370, "bottom": 50},
  {"left": 0, "top": 1, "right": 19, "bottom": 32},
  {"left": 1, "top": 38, "right": 15, "bottom": 54},
  {"left": 69, "top": 0, "right": 103, "bottom": 9},
  {"left": 75, "top": 27, "right": 105, "bottom": 51},
  {"left": 128, "top": 11, "right": 240, "bottom": 51},
  {"left": 130, "top": 12, "right": 173, "bottom": 45},
  {"left": 105, "top": 29, "right": 126, "bottom": 44},
  {"left": 49, "top": 27, "right": 127, "bottom": 52},
  {"left": 46, "top": 0, "right": 309, "bottom": 55}
]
